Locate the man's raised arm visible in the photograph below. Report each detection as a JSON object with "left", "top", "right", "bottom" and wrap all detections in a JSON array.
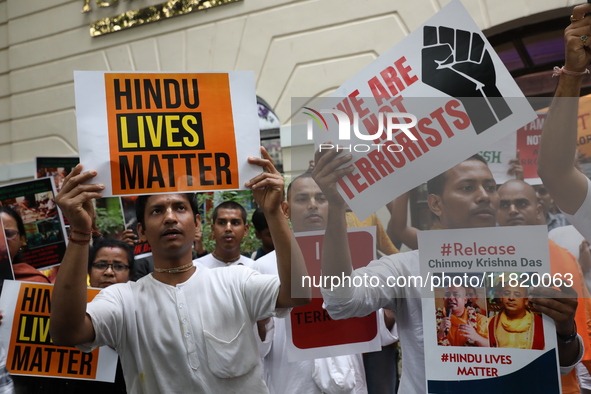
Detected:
[
  {"left": 311, "top": 147, "right": 355, "bottom": 280},
  {"left": 538, "top": 3, "right": 591, "bottom": 214},
  {"left": 246, "top": 147, "right": 310, "bottom": 308},
  {"left": 386, "top": 192, "right": 419, "bottom": 250},
  {"left": 50, "top": 164, "right": 103, "bottom": 346}
]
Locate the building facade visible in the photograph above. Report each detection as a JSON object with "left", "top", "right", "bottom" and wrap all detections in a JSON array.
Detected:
[{"left": 0, "top": 0, "right": 577, "bottom": 185}]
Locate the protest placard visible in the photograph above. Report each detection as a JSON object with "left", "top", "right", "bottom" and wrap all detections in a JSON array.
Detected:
[
  {"left": 35, "top": 156, "right": 80, "bottom": 234},
  {"left": 479, "top": 132, "right": 516, "bottom": 185},
  {"left": 35, "top": 157, "right": 125, "bottom": 240},
  {"left": 0, "top": 281, "right": 118, "bottom": 381},
  {"left": 576, "top": 95, "right": 591, "bottom": 159},
  {"left": 0, "top": 179, "right": 66, "bottom": 270},
  {"left": 418, "top": 226, "right": 560, "bottom": 393},
  {"left": 516, "top": 113, "right": 546, "bottom": 185},
  {"left": 74, "top": 71, "right": 261, "bottom": 197},
  {"left": 35, "top": 157, "right": 80, "bottom": 192},
  {"left": 301, "top": 0, "right": 536, "bottom": 220},
  {"left": 286, "top": 227, "right": 381, "bottom": 361},
  {"left": 0, "top": 218, "right": 14, "bottom": 283},
  {"left": 534, "top": 94, "right": 591, "bottom": 163},
  {"left": 120, "top": 195, "right": 151, "bottom": 258}
]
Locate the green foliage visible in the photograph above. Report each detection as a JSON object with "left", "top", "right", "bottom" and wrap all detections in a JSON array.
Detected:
[
  {"left": 197, "top": 191, "right": 261, "bottom": 256},
  {"left": 95, "top": 206, "right": 125, "bottom": 238}
]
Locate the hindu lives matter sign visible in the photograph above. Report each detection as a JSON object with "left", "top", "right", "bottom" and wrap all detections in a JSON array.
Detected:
[
  {"left": 0, "top": 281, "right": 117, "bottom": 381},
  {"left": 74, "top": 71, "right": 260, "bottom": 197}
]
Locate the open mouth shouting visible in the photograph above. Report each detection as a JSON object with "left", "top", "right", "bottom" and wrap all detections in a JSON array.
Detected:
[{"left": 162, "top": 227, "right": 183, "bottom": 239}]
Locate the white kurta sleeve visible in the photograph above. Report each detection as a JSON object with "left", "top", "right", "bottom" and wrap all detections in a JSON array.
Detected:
[
  {"left": 76, "top": 285, "right": 125, "bottom": 353},
  {"left": 563, "top": 177, "right": 591, "bottom": 243}
]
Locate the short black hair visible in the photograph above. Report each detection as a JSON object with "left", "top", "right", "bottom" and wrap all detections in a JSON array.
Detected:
[
  {"left": 88, "top": 238, "right": 134, "bottom": 274},
  {"left": 212, "top": 201, "right": 247, "bottom": 223},
  {"left": 251, "top": 207, "right": 268, "bottom": 232},
  {"left": 287, "top": 171, "right": 314, "bottom": 200},
  {"left": 427, "top": 154, "right": 488, "bottom": 196},
  {"left": 135, "top": 193, "right": 200, "bottom": 228}
]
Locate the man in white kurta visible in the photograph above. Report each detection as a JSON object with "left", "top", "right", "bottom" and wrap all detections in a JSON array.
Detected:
[
  {"left": 50, "top": 151, "right": 309, "bottom": 394},
  {"left": 195, "top": 201, "right": 255, "bottom": 268},
  {"left": 195, "top": 252, "right": 255, "bottom": 268},
  {"left": 80, "top": 265, "right": 284, "bottom": 393}
]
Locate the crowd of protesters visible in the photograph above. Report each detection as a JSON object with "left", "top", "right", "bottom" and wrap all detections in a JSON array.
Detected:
[{"left": 4, "top": 4, "right": 591, "bottom": 393}]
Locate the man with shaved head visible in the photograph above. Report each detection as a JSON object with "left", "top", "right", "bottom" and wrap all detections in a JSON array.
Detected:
[
  {"left": 497, "top": 180, "right": 545, "bottom": 227},
  {"left": 437, "top": 285, "right": 488, "bottom": 347}
]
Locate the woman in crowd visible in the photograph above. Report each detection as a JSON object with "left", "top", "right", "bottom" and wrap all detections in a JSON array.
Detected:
[{"left": 0, "top": 206, "right": 50, "bottom": 283}]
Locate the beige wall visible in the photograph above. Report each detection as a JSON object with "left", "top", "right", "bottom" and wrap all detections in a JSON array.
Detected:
[{"left": 0, "top": 0, "right": 575, "bottom": 183}]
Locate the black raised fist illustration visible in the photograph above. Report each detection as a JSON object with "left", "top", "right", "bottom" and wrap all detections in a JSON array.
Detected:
[{"left": 422, "top": 26, "right": 512, "bottom": 134}]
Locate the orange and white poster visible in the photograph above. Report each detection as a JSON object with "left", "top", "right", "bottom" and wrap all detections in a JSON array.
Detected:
[
  {"left": 538, "top": 94, "right": 591, "bottom": 160},
  {"left": 576, "top": 95, "right": 591, "bottom": 159},
  {"left": 0, "top": 281, "right": 118, "bottom": 381},
  {"left": 419, "top": 226, "right": 559, "bottom": 393},
  {"left": 74, "top": 71, "right": 261, "bottom": 197},
  {"left": 286, "top": 227, "right": 381, "bottom": 361}
]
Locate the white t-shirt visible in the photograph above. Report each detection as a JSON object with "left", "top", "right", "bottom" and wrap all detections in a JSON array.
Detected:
[
  {"left": 194, "top": 253, "right": 255, "bottom": 269},
  {"left": 79, "top": 266, "right": 286, "bottom": 394},
  {"left": 321, "top": 251, "right": 424, "bottom": 393},
  {"left": 194, "top": 252, "right": 272, "bottom": 358},
  {"left": 563, "top": 176, "right": 591, "bottom": 244}
]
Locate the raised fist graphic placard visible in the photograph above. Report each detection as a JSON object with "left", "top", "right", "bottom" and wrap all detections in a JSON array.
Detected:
[{"left": 422, "top": 26, "right": 512, "bottom": 134}]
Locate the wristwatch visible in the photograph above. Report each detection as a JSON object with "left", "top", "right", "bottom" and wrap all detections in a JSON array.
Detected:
[{"left": 557, "top": 321, "right": 578, "bottom": 344}]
